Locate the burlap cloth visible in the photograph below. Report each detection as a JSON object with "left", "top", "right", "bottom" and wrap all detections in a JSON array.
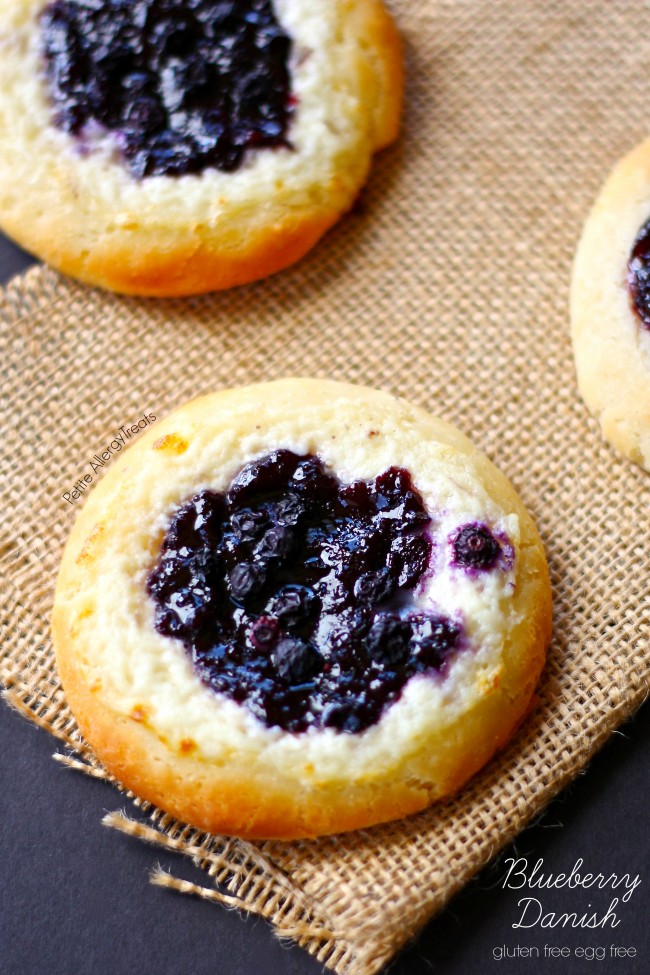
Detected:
[{"left": 2, "top": 1, "right": 650, "bottom": 972}]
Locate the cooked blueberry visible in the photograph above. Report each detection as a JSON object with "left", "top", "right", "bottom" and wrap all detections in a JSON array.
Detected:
[
  {"left": 227, "top": 449, "right": 298, "bottom": 505},
  {"left": 628, "top": 218, "right": 650, "bottom": 329},
  {"left": 374, "top": 467, "right": 404, "bottom": 506},
  {"left": 267, "top": 585, "right": 320, "bottom": 627},
  {"left": 375, "top": 468, "right": 431, "bottom": 528},
  {"left": 353, "top": 568, "right": 394, "bottom": 604},
  {"left": 341, "top": 480, "right": 373, "bottom": 509},
  {"left": 193, "top": 492, "right": 226, "bottom": 546},
  {"left": 323, "top": 703, "right": 366, "bottom": 733},
  {"left": 230, "top": 508, "right": 268, "bottom": 542},
  {"left": 147, "top": 450, "right": 467, "bottom": 733},
  {"left": 161, "top": 499, "right": 202, "bottom": 554},
  {"left": 292, "top": 458, "right": 337, "bottom": 499},
  {"left": 367, "top": 615, "right": 412, "bottom": 666},
  {"left": 411, "top": 614, "right": 461, "bottom": 668},
  {"left": 249, "top": 615, "right": 280, "bottom": 650},
  {"left": 123, "top": 71, "right": 153, "bottom": 95},
  {"left": 388, "top": 533, "right": 432, "bottom": 588},
  {"left": 274, "top": 496, "right": 305, "bottom": 526},
  {"left": 194, "top": 641, "right": 229, "bottom": 668},
  {"left": 154, "top": 602, "right": 186, "bottom": 638},
  {"left": 452, "top": 523, "right": 501, "bottom": 570},
  {"left": 161, "top": 491, "right": 225, "bottom": 553},
  {"left": 41, "top": 0, "right": 293, "bottom": 179},
  {"left": 273, "top": 637, "right": 322, "bottom": 683},
  {"left": 228, "top": 562, "right": 265, "bottom": 602},
  {"left": 124, "top": 95, "right": 164, "bottom": 134},
  {"left": 255, "top": 525, "right": 293, "bottom": 559},
  {"left": 159, "top": 583, "right": 212, "bottom": 632},
  {"left": 375, "top": 468, "right": 419, "bottom": 510}
]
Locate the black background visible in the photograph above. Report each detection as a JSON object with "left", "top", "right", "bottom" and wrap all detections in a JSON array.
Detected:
[{"left": 1, "top": 236, "right": 648, "bottom": 975}]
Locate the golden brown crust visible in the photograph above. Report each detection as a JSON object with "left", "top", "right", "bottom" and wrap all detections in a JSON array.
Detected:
[
  {"left": 348, "top": 0, "right": 404, "bottom": 152},
  {"left": 36, "top": 206, "right": 339, "bottom": 298},
  {"left": 54, "top": 641, "right": 548, "bottom": 838},
  {"left": 571, "top": 137, "right": 650, "bottom": 469},
  {"left": 0, "top": 0, "right": 403, "bottom": 296},
  {"left": 52, "top": 379, "right": 552, "bottom": 839}
]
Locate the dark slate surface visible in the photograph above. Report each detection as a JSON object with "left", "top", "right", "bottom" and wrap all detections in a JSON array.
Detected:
[{"left": 1, "top": 234, "right": 648, "bottom": 975}]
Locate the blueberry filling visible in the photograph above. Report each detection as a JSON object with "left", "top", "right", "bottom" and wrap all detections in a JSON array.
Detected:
[
  {"left": 628, "top": 218, "right": 650, "bottom": 329},
  {"left": 627, "top": 220, "right": 650, "bottom": 329},
  {"left": 451, "top": 523, "right": 501, "bottom": 570},
  {"left": 147, "top": 450, "right": 466, "bottom": 734},
  {"left": 41, "top": 0, "right": 293, "bottom": 178}
]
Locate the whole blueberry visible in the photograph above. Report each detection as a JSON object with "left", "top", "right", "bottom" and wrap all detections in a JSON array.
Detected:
[
  {"left": 452, "top": 524, "right": 501, "bottom": 570},
  {"left": 228, "top": 450, "right": 298, "bottom": 504},
  {"left": 255, "top": 525, "right": 293, "bottom": 560},
  {"left": 411, "top": 614, "right": 461, "bottom": 668},
  {"left": 249, "top": 615, "right": 280, "bottom": 650},
  {"left": 267, "top": 585, "right": 320, "bottom": 627},
  {"left": 274, "top": 496, "right": 305, "bottom": 526},
  {"left": 353, "top": 568, "right": 394, "bottom": 605},
  {"left": 323, "top": 703, "right": 366, "bottom": 733},
  {"left": 367, "top": 615, "right": 412, "bottom": 667},
  {"left": 228, "top": 562, "right": 265, "bottom": 602},
  {"left": 273, "top": 637, "right": 323, "bottom": 684},
  {"left": 230, "top": 508, "right": 268, "bottom": 543}
]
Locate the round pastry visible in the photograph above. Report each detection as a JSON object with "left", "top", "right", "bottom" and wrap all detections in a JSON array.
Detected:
[
  {"left": 0, "top": 0, "right": 402, "bottom": 296},
  {"left": 52, "top": 379, "right": 552, "bottom": 839},
  {"left": 571, "top": 137, "right": 650, "bottom": 470}
]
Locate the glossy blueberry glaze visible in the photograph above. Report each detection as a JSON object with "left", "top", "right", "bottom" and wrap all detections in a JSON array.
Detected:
[
  {"left": 628, "top": 219, "right": 650, "bottom": 329},
  {"left": 147, "top": 450, "right": 466, "bottom": 734},
  {"left": 41, "top": 0, "right": 293, "bottom": 178}
]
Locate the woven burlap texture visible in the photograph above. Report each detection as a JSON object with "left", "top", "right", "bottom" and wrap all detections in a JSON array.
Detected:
[{"left": 2, "top": 1, "right": 650, "bottom": 972}]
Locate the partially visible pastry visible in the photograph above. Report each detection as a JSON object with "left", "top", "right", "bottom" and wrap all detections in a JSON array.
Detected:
[
  {"left": 0, "top": 0, "right": 402, "bottom": 295},
  {"left": 571, "top": 137, "right": 650, "bottom": 470},
  {"left": 52, "top": 379, "right": 552, "bottom": 839}
]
